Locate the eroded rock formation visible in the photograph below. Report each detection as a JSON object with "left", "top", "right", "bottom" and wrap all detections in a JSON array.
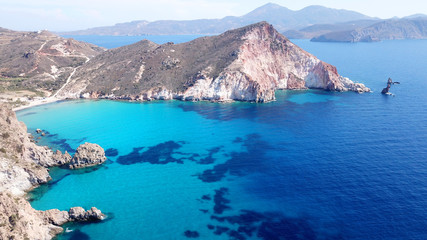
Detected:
[
  {"left": 0, "top": 103, "right": 106, "bottom": 239},
  {"left": 67, "top": 142, "right": 107, "bottom": 169},
  {"left": 55, "top": 22, "right": 370, "bottom": 102},
  {"left": 0, "top": 193, "right": 106, "bottom": 240}
]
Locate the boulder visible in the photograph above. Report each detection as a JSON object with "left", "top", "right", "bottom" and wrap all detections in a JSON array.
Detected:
[
  {"left": 67, "top": 142, "right": 106, "bottom": 169},
  {"left": 43, "top": 209, "right": 70, "bottom": 225},
  {"left": 68, "top": 207, "right": 87, "bottom": 221},
  {"left": 68, "top": 206, "right": 105, "bottom": 221},
  {"left": 86, "top": 207, "right": 106, "bottom": 221},
  {"left": 52, "top": 150, "right": 72, "bottom": 165}
]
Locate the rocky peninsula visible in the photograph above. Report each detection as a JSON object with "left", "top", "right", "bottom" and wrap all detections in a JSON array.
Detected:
[
  {"left": 55, "top": 22, "right": 369, "bottom": 103},
  {"left": 311, "top": 18, "right": 427, "bottom": 42},
  {"left": 0, "top": 103, "right": 106, "bottom": 239}
]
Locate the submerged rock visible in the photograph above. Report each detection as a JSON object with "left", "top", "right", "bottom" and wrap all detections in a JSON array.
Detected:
[{"left": 67, "top": 142, "right": 107, "bottom": 169}]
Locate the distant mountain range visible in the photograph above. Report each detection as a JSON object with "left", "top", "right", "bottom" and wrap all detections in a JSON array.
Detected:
[
  {"left": 283, "top": 19, "right": 381, "bottom": 39},
  {"left": 311, "top": 18, "right": 427, "bottom": 42},
  {"left": 61, "top": 3, "right": 374, "bottom": 35}
]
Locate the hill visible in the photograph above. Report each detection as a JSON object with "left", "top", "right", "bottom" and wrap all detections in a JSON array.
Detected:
[
  {"left": 284, "top": 19, "right": 380, "bottom": 39},
  {"left": 55, "top": 22, "right": 369, "bottom": 103},
  {"left": 62, "top": 3, "right": 373, "bottom": 35},
  {"left": 312, "top": 18, "right": 427, "bottom": 42},
  {"left": 0, "top": 28, "right": 105, "bottom": 105}
]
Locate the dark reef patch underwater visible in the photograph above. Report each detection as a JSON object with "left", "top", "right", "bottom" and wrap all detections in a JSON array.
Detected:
[{"left": 18, "top": 39, "right": 427, "bottom": 239}]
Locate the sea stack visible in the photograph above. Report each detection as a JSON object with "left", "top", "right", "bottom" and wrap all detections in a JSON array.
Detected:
[
  {"left": 55, "top": 22, "right": 370, "bottom": 102},
  {"left": 67, "top": 142, "right": 107, "bottom": 169},
  {"left": 381, "top": 77, "right": 400, "bottom": 95}
]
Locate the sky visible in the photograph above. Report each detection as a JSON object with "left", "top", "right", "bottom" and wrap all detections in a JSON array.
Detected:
[{"left": 0, "top": 0, "right": 426, "bottom": 31}]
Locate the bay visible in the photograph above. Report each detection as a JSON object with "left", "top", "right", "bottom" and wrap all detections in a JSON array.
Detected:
[{"left": 17, "top": 38, "right": 427, "bottom": 240}]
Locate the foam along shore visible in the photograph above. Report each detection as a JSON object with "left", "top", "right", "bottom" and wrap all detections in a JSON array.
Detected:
[{"left": 12, "top": 96, "right": 61, "bottom": 112}]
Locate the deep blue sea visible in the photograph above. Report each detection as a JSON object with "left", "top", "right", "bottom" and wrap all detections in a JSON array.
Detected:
[{"left": 17, "top": 37, "right": 427, "bottom": 240}]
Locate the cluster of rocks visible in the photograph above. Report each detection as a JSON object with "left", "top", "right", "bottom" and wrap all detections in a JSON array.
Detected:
[
  {"left": 53, "top": 142, "right": 107, "bottom": 169},
  {"left": 0, "top": 103, "right": 107, "bottom": 240},
  {"left": 45, "top": 207, "right": 105, "bottom": 226},
  {"left": 0, "top": 192, "right": 106, "bottom": 240}
]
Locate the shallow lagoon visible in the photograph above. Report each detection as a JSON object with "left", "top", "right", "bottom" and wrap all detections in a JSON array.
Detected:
[{"left": 18, "top": 39, "right": 427, "bottom": 239}]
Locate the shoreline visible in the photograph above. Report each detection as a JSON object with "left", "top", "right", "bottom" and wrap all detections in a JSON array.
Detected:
[
  {"left": 12, "top": 97, "right": 61, "bottom": 112},
  {"left": 11, "top": 88, "right": 370, "bottom": 112}
]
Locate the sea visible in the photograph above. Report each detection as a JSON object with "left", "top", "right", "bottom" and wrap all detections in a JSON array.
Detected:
[{"left": 16, "top": 36, "right": 427, "bottom": 240}]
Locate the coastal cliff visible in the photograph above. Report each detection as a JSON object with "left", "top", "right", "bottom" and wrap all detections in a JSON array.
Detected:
[
  {"left": 56, "top": 22, "right": 369, "bottom": 102},
  {"left": 0, "top": 103, "right": 106, "bottom": 239}
]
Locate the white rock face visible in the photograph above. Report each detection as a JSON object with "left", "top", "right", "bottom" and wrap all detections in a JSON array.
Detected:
[
  {"left": 182, "top": 23, "right": 369, "bottom": 102},
  {"left": 54, "top": 22, "right": 369, "bottom": 102},
  {"left": 0, "top": 159, "right": 34, "bottom": 196},
  {"left": 0, "top": 104, "right": 106, "bottom": 240}
]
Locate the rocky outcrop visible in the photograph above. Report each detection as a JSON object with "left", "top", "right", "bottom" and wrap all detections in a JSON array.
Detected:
[
  {"left": 56, "top": 22, "right": 369, "bottom": 103},
  {"left": 0, "top": 192, "right": 64, "bottom": 240},
  {"left": 0, "top": 193, "right": 106, "bottom": 240},
  {"left": 0, "top": 103, "right": 53, "bottom": 195},
  {"left": 0, "top": 103, "right": 106, "bottom": 239},
  {"left": 67, "top": 142, "right": 106, "bottom": 169},
  {"left": 312, "top": 18, "right": 427, "bottom": 42},
  {"left": 45, "top": 206, "right": 105, "bottom": 225},
  {"left": 52, "top": 150, "right": 72, "bottom": 165},
  {"left": 381, "top": 77, "right": 400, "bottom": 95},
  {"left": 68, "top": 207, "right": 105, "bottom": 221}
]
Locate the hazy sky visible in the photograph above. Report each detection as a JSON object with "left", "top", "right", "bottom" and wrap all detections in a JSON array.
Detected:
[{"left": 0, "top": 0, "right": 425, "bottom": 31}]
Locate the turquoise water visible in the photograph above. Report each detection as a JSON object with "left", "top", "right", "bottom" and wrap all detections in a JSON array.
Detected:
[{"left": 17, "top": 39, "right": 427, "bottom": 240}]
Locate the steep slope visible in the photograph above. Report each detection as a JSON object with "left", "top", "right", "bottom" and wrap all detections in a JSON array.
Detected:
[
  {"left": 0, "top": 28, "right": 105, "bottom": 105},
  {"left": 62, "top": 3, "right": 373, "bottom": 35},
  {"left": 312, "top": 18, "right": 427, "bottom": 42},
  {"left": 0, "top": 103, "right": 106, "bottom": 239},
  {"left": 56, "top": 22, "right": 369, "bottom": 102}
]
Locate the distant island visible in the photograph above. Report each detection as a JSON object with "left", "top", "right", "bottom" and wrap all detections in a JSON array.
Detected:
[
  {"left": 60, "top": 3, "right": 374, "bottom": 36},
  {"left": 311, "top": 18, "right": 427, "bottom": 42},
  {"left": 58, "top": 3, "right": 427, "bottom": 43}
]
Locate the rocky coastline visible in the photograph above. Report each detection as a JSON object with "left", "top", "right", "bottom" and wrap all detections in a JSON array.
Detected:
[
  {"left": 0, "top": 103, "right": 107, "bottom": 240},
  {"left": 55, "top": 22, "right": 370, "bottom": 103},
  {"left": 3, "top": 22, "right": 371, "bottom": 111}
]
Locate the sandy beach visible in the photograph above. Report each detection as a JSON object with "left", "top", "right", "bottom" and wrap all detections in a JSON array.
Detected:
[{"left": 12, "top": 97, "right": 62, "bottom": 112}]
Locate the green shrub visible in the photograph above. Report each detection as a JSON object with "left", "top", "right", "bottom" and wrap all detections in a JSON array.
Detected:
[{"left": 2, "top": 132, "right": 10, "bottom": 139}]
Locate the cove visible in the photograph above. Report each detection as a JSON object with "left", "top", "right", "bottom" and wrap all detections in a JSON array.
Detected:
[{"left": 17, "top": 39, "right": 427, "bottom": 240}]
